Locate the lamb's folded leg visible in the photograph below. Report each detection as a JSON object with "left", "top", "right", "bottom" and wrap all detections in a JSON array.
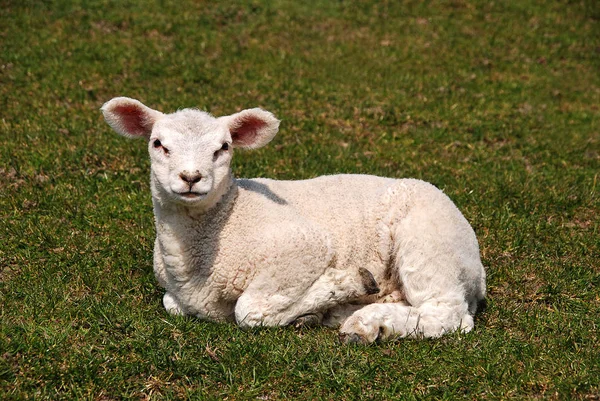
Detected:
[
  {"left": 338, "top": 299, "right": 474, "bottom": 343},
  {"left": 235, "top": 266, "right": 380, "bottom": 327}
]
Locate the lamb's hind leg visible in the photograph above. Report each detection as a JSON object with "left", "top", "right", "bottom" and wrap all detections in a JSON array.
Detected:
[
  {"left": 339, "top": 180, "right": 485, "bottom": 343},
  {"left": 339, "top": 299, "right": 474, "bottom": 343},
  {"left": 339, "top": 257, "right": 477, "bottom": 343}
]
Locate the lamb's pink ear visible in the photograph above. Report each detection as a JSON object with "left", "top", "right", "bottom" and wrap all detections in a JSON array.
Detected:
[
  {"left": 101, "top": 97, "right": 163, "bottom": 139},
  {"left": 226, "top": 108, "right": 280, "bottom": 149}
]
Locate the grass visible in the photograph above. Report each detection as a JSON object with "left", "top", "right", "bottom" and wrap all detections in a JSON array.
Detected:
[{"left": 1, "top": 0, "right": 598, "bottom": 399}]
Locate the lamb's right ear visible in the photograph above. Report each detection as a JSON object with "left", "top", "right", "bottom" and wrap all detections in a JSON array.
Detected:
[{"left": 101, "top": 97, "right": 164, "bottom": 139}]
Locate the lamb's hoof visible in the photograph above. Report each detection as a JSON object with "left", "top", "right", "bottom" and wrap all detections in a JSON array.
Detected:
[
  {"left": 358, "top": 267, "right": 380, "bottom": 295},
  {"left": 339, "top": 332, "right": 369, "bottom": 345},
  {"left": 339, "top": 312, "right": 381, "bottom": 344},
  {"left": 293, "top": 313, "right": 321, "bottom": 328}
]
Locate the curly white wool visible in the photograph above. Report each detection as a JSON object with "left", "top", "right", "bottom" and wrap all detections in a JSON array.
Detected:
[{"left": 101, "top": 97, "right": 486, "bottom": 343}]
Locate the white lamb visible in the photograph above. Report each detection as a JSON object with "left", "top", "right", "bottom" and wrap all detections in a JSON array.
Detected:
[{"left": 101, "top": 97, "right": 486, "bottom": 343}]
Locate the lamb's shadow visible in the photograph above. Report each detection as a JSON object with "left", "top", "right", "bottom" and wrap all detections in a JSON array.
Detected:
[
  {"left": 473, "top": 298, "right": 488, "bottom": 325},
  {"left": 237, "top": 179, "right": 288, "bottom": 205}
]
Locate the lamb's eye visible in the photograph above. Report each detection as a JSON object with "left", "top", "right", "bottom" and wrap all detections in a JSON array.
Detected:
[
  {"left": 213, "top": 143, "right": 230, "bottom": 160},
  {"left": 153, "top": 139, "right": 169, "bottom": 154}
]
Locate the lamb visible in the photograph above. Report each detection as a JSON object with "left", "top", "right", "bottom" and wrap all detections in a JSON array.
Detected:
[{"left": 101, "top": 97, "right": 486, "bottom": 343}]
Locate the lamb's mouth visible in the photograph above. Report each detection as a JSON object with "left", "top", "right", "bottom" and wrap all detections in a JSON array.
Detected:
[{"left": 177, "top": 191, "right": 207, "bottom": 199}]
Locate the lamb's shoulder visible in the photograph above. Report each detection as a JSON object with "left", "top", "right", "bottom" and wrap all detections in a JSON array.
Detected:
[
  {"left": 222, "top": 179, "right": 336, "bottom": 265},
  {"left": 163, "top": 181, "right": 329, "bottom": 304}
]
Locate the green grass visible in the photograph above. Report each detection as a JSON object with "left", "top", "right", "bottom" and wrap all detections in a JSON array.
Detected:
[{"left": 1, "top": 0, "right": 599, "bottom": 399}]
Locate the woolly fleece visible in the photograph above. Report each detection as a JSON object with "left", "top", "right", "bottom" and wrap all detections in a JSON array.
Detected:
[{"left": 101, "top": 97, "right": 486, "bottom": 343}]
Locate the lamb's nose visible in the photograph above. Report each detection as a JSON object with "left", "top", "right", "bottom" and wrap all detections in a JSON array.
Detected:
[{"left": 179, "top": 171, "right": 202, "bottom": 184}]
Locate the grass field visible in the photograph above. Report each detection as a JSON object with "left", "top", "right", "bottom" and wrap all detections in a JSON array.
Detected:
[{"left": 1, "top": 0, "right": 599, "bottom": 399}]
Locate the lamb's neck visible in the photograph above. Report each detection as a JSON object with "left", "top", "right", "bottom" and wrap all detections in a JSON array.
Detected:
[{"left": 152, "top": 175, "right": 239, "bottom": 281}]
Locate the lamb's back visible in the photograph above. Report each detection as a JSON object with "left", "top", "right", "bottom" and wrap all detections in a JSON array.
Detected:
[
  {"left": 234, "top": 174, "right": 402, "bottom": 273},
  {"left": 242, "top": 174, "right": 393, "bottom": 214}
]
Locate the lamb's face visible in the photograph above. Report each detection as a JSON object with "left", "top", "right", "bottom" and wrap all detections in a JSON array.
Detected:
[
  {"left": 148, "top": 110, "right": 233, "bottom": 205},
  {"left": 102, "top": 97, "right": 280, "bottom": 209}
]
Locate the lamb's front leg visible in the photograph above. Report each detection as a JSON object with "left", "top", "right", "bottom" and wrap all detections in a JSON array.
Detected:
[
  {"left": 163, "top": 292, "right": 185, "bottom": 316},
  {"left": 235, "top": 266, "right": 380, "bottom": 327},
  {"left": 153, "top": 239, "right": 187, "bottom": 316}
]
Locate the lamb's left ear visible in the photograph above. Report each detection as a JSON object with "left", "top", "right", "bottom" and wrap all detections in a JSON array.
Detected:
[
  {"left": 225, "top": 108, "right": 280, "bottom": 149},
  {"left": 101, "top": 97, "right": 164, "bottom": 139}
]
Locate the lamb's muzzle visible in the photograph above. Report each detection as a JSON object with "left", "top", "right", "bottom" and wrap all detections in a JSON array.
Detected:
[
  {"left": 101, "top": 97, "right": 486, "bottom": 343},
  {"left": 179, "top": 171, "right": 202, "bottom": 185}
]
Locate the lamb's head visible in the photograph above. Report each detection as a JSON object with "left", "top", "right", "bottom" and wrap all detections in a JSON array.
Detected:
[{"left": 101, "top": 97, "right": 280, "bottom": 208}]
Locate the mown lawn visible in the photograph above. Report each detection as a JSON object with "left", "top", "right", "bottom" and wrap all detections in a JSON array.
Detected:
[{"left": 1, "top": 0, "right": 598, "bottom": 399}]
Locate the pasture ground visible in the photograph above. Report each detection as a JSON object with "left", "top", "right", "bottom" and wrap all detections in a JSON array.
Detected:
[{"left": 1, "top": 1, "right": 598, "bottom": 399}]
